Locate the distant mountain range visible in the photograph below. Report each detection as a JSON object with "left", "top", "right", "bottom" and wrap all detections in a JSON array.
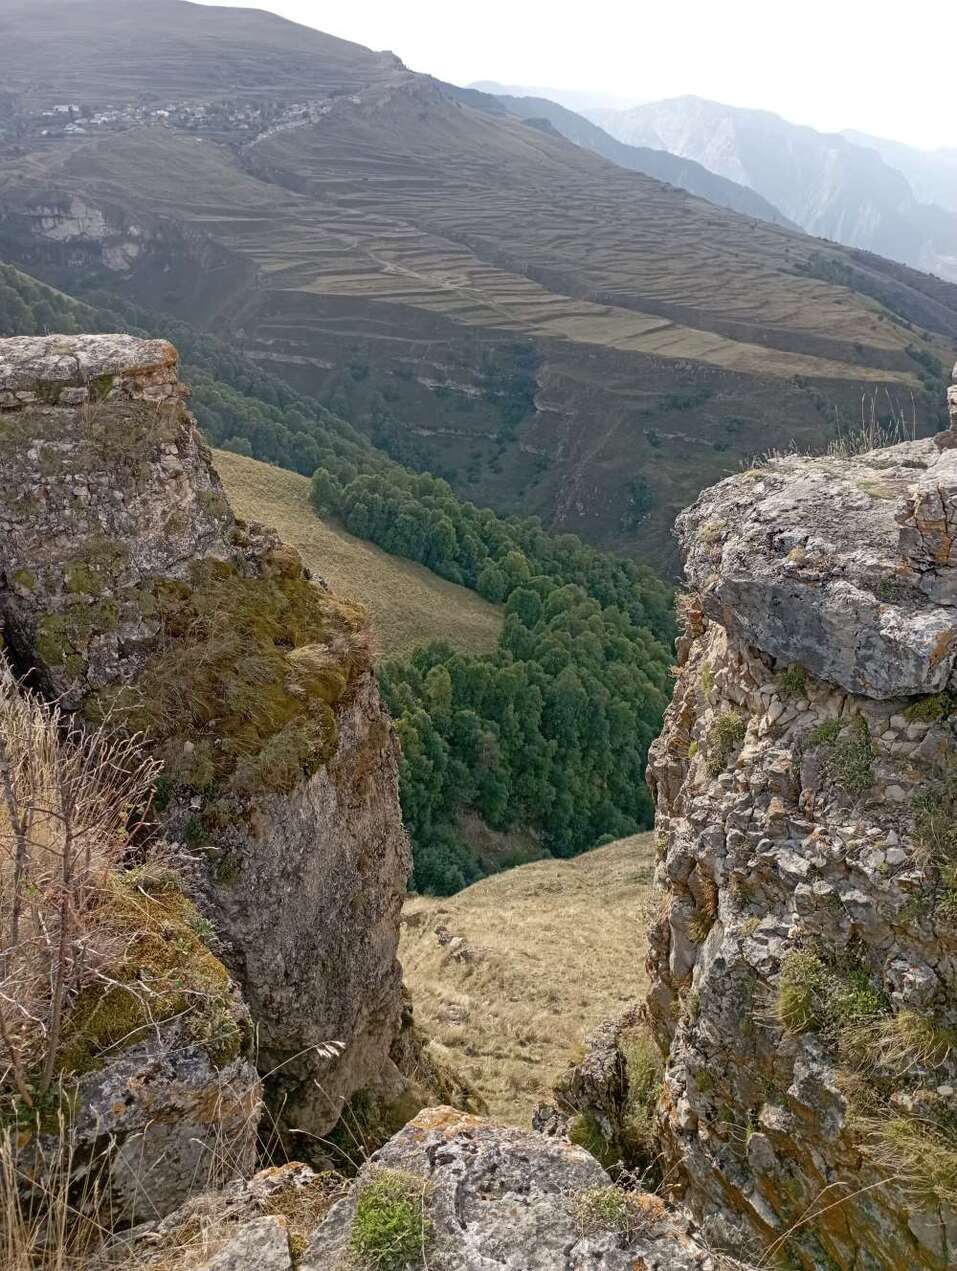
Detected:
[
  {"left": 471, "top": 84, "right": 793, "bottom": 226},
  {"left": 587, "top": 96, "right": 957, "bottom": 283}
]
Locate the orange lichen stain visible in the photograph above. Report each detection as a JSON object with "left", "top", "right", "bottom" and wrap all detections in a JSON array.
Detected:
[
  {"left": 409, "top": 1106, "right": 485, "bottom": 1138},
  {"left": 929, "top": 630, "right": 956, "bottom": 668}
]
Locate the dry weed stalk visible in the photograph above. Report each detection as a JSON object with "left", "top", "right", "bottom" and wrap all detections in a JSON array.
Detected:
[{"left": 0, "top": 666, "right": 160, "bottom": 1107}]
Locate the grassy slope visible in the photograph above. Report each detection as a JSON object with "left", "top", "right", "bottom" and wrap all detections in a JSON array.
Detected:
[
  {"left": 215, "top": 449, "right": 502, "bottom": 659},
  {"left": 400, "top": 833, "right": 655, "bottom": 1124},
  {"left": 3, "top": 6, "right": 956, "bottom": 566}
]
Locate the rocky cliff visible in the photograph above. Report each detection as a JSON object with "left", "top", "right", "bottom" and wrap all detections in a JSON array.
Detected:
[
  {"left": 0, "top": 334, "right": 411, "bottom": 1146},
  {"left": 647, "top": 384, "right": 957, "bottom": 1266}
]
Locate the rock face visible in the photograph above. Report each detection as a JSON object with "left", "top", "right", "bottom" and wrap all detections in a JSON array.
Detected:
[
  {"left": 648, "top": 432, "right": 957, "bottom": 1266},
  {"left": 0, "top": 333, "right": 411, "bottom": 1143},
  {"left": 47, "top": 1020, "right": 260, "bottom": 1225},
  {"left": 304, "top": 1107, "right": 715, "bottom": 1270}
]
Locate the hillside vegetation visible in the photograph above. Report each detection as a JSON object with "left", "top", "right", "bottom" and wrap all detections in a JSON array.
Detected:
[
  {"left": 2, "top": 2, "right": 957, "bottom": 568},
  {"left": 0, "top": 258, "right": 674, "bottom": 893},
  {"left": 400, "top": 834, "right": 655, "bottom": 1123},
  {"left": 215, "top": 449, "right": 502, "bottom": 659}
]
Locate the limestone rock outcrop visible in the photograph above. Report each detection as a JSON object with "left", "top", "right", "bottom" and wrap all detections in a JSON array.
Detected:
[
  {"left": 0, "top": 333, "right": 411, "bottom": 1144},
  {"left": 304, "top": 1107, "right": 715, "bottom": 1270},
  {"left": 648, "top": 432, "right": 957, "bottom": 1267}
]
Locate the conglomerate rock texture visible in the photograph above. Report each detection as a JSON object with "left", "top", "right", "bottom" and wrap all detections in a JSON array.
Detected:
[
  {"left": 648, "top": 432, "right": 957, "bottom": 1267},
  {"left": 0, "top": 333, "right": 411, "bottom": 1143}
]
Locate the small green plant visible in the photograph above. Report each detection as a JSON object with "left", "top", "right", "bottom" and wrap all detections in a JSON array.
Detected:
[
  {"left": 911, "top": 763, "right": 957, "bottom": 869},
  {"left": 568, "top": 1111, "right": 619, "bottom": 1171},
  {"left": 707, "top": 712, "right": 746, "bottom": 776},
  {"left": 699, "top": 664, "right": 714, "bottom": 695},
  {"left": 621, "top": 1028, "right": 664, "bottom": 1171},
  {"left": 808, "top": 715, "right": 873, "bottom": 795},
  {"left": 904, "top": 692, "right": 956, "bottom": 723},
  {"left": 775, "top": 950, "right": 828, "bottom": 1034},
  {"left": 575, "top": 1185, "right": 664, "bottom": 1239},
  {"left": 777, "top": 664, "right": 807, "bottom": 699},
  {"left": 349, "top": 1169, "right": 431, "bottom": 1270}
]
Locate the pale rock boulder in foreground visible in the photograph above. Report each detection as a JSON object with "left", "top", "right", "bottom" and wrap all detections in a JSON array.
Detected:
[
  {"left": 304, "top": 1107, "right": 714, "bottom": 1270},
  {"left": 0, "top": 334, "right": 412, "bottom": 1150},
  {"left": 648, "top": 416, "right": 957, "bottom": 1265}
]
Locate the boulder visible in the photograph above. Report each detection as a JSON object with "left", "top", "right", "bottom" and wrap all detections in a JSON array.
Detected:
[
  {"left": 679, "top": 439, "right": 957, "bottom": 698},
  {"left": 303, "top": 1106, "right": 715, "bottom": 1270}
]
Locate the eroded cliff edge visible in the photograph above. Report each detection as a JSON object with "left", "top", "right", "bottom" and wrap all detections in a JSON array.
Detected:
[
  {"left": 648, "top": 413, "right": 957, "bottom": 1267},
  {"left": 0, "top": 334, "right": 411, "bottom": 1144}
]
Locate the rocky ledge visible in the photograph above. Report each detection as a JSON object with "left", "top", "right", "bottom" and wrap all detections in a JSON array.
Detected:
[
  {"left": 649, "top": 425, "right": 957, "bottom": 1266},
  {"left": 0, "top": 333, "right": 412, "bottom": 1154}
]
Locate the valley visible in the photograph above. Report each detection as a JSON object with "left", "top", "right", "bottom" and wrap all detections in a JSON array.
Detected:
[{"left": 1, "top": 2, "right": 956, "bottom": 570}]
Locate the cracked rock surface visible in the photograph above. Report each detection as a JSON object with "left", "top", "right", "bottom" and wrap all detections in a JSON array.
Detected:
[
  {"left": 649, "top": 432, "right": 957, "bottom": 1268},
  {"left": 303, "top": 1107, "right": 715, "bottom": 1270},
  {"left": 0, "top": 333, "right": 411, "bottom": 1148}
]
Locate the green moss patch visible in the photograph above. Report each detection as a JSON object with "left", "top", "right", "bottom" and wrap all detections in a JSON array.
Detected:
[
  {"left": 348, "top": 1169, "right": 431, "bottom": 1270},
  {"left": 86, "top": 557, "right": 369, "bottom": 807},
  {"left": 55, "top": 869, "right": 245, "bottom": 1076}
]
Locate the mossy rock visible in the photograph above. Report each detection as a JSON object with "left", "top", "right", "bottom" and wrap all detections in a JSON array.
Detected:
[
  {"left": 55, "top": 868, "right": 247, "bottom": 1077},
  {"left": 85, "top": 557, "right": 369, "bottom": 812}
]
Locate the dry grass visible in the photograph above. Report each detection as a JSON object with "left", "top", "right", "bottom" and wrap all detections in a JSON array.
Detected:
[
  {"left": 399, "top": 834, "right": 655, "bottom": 1124},
  {"left": 0, "top": 665, "right": 160, "bottom": 1107},
  {"left": 215, "top": 450, "right": 502, "bottom": 659}
]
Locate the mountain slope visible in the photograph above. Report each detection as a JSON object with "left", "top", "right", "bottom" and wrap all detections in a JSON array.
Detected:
[
  {"left": 400, "top": 833, "right": 654, "bottom": 1122},
  {"left": 215, "top": 449, "right": 503, "bottom": 658},
  {"left": 0, "top": 0, "right": 404, "bottom": 107},
  {"left": 591, "top": 96, "right": 957, "bottom": 283},
  {"left": 1, "top": 3, "right": 957, "bottom": 569},
  {"left": 484, "top": 87, "right": 793, "bottom": 226},
  {"left": 843, "top": 128, "right": 957, "bottom": 214}
]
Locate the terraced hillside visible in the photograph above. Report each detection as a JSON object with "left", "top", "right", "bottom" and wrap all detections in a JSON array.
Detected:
[
  {"left": 215, "top": 449, "right": 502, "bottom": 658},
  {"left": 2, "top": 1, "right": 957, "bottom": 567}
]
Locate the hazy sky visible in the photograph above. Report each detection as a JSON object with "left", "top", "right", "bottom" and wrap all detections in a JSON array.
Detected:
[{"left": 199, "top": 0, "right": 954, "bottom": 149}]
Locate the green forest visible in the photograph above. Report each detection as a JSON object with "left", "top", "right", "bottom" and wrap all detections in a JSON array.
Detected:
[{"left": 0, "top": 261, "right": 674, "bottom": 893}]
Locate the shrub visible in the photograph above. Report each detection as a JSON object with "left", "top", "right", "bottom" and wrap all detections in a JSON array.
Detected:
[
  {"left": 349, "top": 1169, "right": 431, "bottom": 1270},
  {"left": 777, "top": 664, "right": 807, "bottom": 699},
  {"left": 809, "top": 715, "right": 873, "bottom": 795},
  {"left": 706, "top": 712, "right": 746, "bottom": 776},
  {"left": 575, "top": 1185, "right": 664, "bottom": 1239}
]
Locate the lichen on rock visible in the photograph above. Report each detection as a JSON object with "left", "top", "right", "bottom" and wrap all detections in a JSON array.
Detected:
[
  {"left": 0, "top": 333, "right": 412, "bottom": 1152},
  {"left": 648, "top": 428, "right": 957, "bottom": 1267},
  {"left": 303, "top": 1107, "right": 715, "bottom": 1270}
]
